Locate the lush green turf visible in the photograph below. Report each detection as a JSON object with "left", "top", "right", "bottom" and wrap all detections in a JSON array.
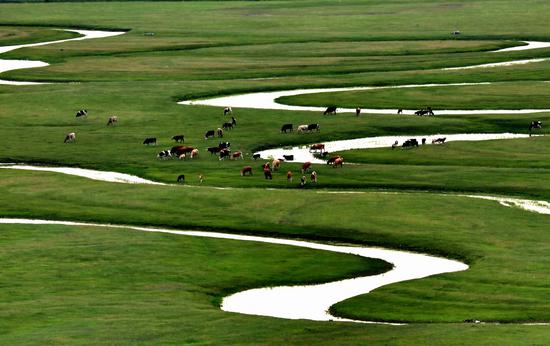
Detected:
[
  {"left": 0, "top": 26, "right": 77, "bottom": 46},
  {"left": 1, "top": 0, "right": 550, "bottom": 344}
]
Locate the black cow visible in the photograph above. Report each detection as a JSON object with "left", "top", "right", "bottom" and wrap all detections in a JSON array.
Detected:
[
  {"left": 307, "top": 123, "right": 320, "bottom": 132},
  {"left": 324, "top": 106, "right": 337, "bottom": 115},
  {"left": 397, "top": 109, "right": 403, "bottom": 115},
  {"left": 222, "top": 122, "right": 233, "bottom": 130},
  {"left": 224, "top": 107, "right": 232, "bottom": 115},
  {"left": 177, "top": 174, "right": 185, "bottom": 183},
  {"left": 529, "top": 120, "right": 542, "bottom": 136},
  {"left": 281, "top": 123, "right": 293, "bottom": 133},
  {"left": 219, "top": 141, "right": 231, "bottom": 149},
  {"left": 75, "top": 109, "right": 87, "bottom": 118},
  {"left": 283, "top": 154, "right": 294, "bottom": 161},
  {"left": 415, "top": 109, "right": 428, "bottom": 116},
  {"left": 143, "top": 137, "right": 156, "bottom": 145},
  {"left": 208, "top": 146, "right": 222, "bottom": 155},
  {"left": 219, "top": 149, "right": 231, "bottom": 160},
  {"left": 172, "top": 135, "right": 184, "bottom": 143},
  {"left": 205, "top": 130, "right": 215, "bottom": 139},
  {"left": 402, "top": 138, "right": 419, "bottom": 148},
  {"left": 253, "top": 153, "right": 261, "bottom": 160},
  {"left": 231, "top": 116, "right": 237, "bottom": 126}
]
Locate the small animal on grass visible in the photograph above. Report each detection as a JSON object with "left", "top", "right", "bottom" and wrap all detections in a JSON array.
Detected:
[
  {"left": 397, "top": 109, "right": 403, "bottom": 115},
  {"left": 300, "top": 175, "right": 307, "bottom": 187},
  {"left": 172, "top": 135, "right": 184, "bottom": 143},
  {"left": 432, "top": 137, "right": 446, "bottom": 144},
  {"left": 307, "top": 123, "right": 320, "bottom": 132},
  {"left": 219, "top": 148, "right": 231, "bottom": 160},
  {"left": 224, "top": 107, "right": 232, "bottom": 116},
  {"left": 272, "top": 159, "right": 281, "bottom": 171},
  {"left": 332, "top": 157, "right": 344, "bottom": 168},
  {"left": 216, "top": 128, "right": 224, "bottom": 138},
  {"left": 241, "top": 166, "right": 252, "bottom": 176},
  {"left": 287, "top": 170, "right": 293, "bottom": 182},
  {"left": 402, "top": 138, "right": 419, "bottom": 148},
  {"left": 177, "top": 174, "right": 185, "bottom": 183},
  {"left": 204, "top": 130, "right": 215, "bottom": 139},
  {"left": 323, "top": 106, "right": 337, "bottom": 115},
  {"left": 143, "top": 137, "right": 156, "bottom": 145},
  {"left": 231, "top": 151, "right": 243, "bottom": 160},
  {"left": 301, "top": 161, "right": 312, "bottom": 173},
  {"left": 529, "top": 120, "right": 542, "bottom": 136},
  {"left": 327, "top": 156, "right": 342, "bottom": 165},
  {"left": 231, "top": 116, "right": 237, "bottom": 126},
  {"left": 222, "top": 122, "right": 233, "bottom": 130},
  {"left": 107, "top": 115, "right": 118, "bottom": 125},
  {"left": 190, "top": 148, "right": 199, "bottom": 158},
  {"left": 310, "top": 171, "right": 317, "bottom": 183},
  {"left": 263, "top": 167, "right": 272, "bottom": 180},
  {"left": 283, "top": 154, "right": 294, "bottom": 161},
  {"left": 157, "top": 150, "right": 171, "bottom": 159},
  {"left": 252, "top": 153, "right": 261, "bottom": 160},
  {"left": 64, "top": 132, "right": 76, "bottom": 143},
  {"left": 75, "top": 109, "right": 87, "bottom": 118},
  {"left": 391, "top": 140, "right": 398, "bottom": 149},
  {"left": 309, "top": 143, "right": 325, "bottom": 152},
  {"left": 297, "top": 124, "right": 309, "bottom": 134},
  {"left": 356, "top": 108, "right": 361, "bottom": 116},
  {"left": 281, "top": 123, "right": 293, "bottom": 133}
]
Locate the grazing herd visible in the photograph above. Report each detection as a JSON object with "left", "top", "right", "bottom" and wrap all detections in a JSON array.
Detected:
[{"left": 62, "top": 106, "right": 544, "bottom": 186}]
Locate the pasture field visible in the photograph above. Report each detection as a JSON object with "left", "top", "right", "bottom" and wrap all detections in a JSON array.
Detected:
[{"left": 1, "top": 0, "right": 549, "bottom": 344}]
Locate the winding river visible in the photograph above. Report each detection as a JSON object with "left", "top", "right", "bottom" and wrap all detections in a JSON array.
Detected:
[{"left": 1, "top": 30, "right": 549, "bottom": 323}]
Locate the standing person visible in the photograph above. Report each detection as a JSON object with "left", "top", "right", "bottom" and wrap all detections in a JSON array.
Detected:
[{"left": 287, "top": 171, "right": 293, "bottom": 183}]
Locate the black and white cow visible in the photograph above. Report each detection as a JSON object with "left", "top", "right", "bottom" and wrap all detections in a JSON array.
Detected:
[
  {"left": 75, "top": 109, "right": 87, "bottom": 118},
  {"left": 205, "top": 130, "right": 215, "bottom": 139},
  {"left": 172, "top": 135, "right": 184, "bottom": 143},
  {"left": 157, "top": 150, "right": 172, "bottom": 159},
  {"left": 307, "top": 123, "right": 320, "bottom": 132},
  {"left": 143, "top": 137, "right": 157, "bottom": 145}
]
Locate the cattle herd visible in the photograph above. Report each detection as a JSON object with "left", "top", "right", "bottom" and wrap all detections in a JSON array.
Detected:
[{"left": 63, "top": 107, "right": 543, "bottom": 186}]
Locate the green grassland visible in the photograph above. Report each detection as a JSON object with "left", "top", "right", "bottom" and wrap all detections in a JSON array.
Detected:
[{"left": 1, "top": 0, "right": 550, "bottom": 344}]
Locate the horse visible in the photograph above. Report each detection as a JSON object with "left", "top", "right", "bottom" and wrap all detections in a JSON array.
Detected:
[
  {"left": 64, "top": 132, "right": 76, "bottom": 143},
  {"left": 107, "top": 115, "right": 118, "bottom": 126},
  {"left": 143, "top": 137, "right": 156, "bottom": 145}
]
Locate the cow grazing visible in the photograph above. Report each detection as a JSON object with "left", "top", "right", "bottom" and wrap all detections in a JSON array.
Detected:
[
  {"left": 218, "top": 141, "right": 231, "bottom": 149},
  {"left": 307, "top": 123, "right": 320, "bottom": 132},
  {"left": 224, "top": 107, "right": 232, "bottom": 116},
  {"left": 281, "top": 123, "right": 293, "bottom": 133},
  {"left": 231, "top": 116, "right": 237, "bottom": 126},
  {"left": 222, "top": 122, "right": 233, "bottom": 130},
  {"left": 75, "top": 109, "right": 87, "bottom": 118},
  {"left": 178, "top": 153, "right": 186, "bottom": 160},
  {"left": 241, "top": 166, "right": 252, "bottom": 176},
  {"left": 355, "top": 108, "right": 361, "bottom": 116},
  {"left": 143, "top": 137, "right": 156, "bottom": 145},
  {"left": 231, "top": 151, "right": 243, "bottom": 160},
  {"left": 332, "top": 157, "right": 344, "bottom": 167},
  {"left": 402, "top": 138, "right": 419, "bottom": 148},
  {"left": 64, "top": 132, "right": 76, "bottom": 143},
  {"left": 177, "top": 174, "right": 185, "bottom": 183},
  {"left": 262, "top": 162, "right": 271, "bottom": 171},
  {"left": 287, "top": 170, "right": 293, "bottom": 182},
  {"left": 252, "top": 153, "right": 261, "bottom": 160},
  {"left": 208, "top": 146, "right": 222, "bottom": 155},
  {"left": 310, "top": 171, "right": 318, "bottom": 183},
  {"left": 432, "top": 137, "right": 446, "bottom": 144},
  {"left": 107, "top": 115, "right": 118, "bottom": 126},
  {"left": 309, "top": 143, "right": 325, "bottom": 152},
  {"left": 172, "top": 135, "right": 184, "bottom": 143},
  {"left": 216, "top": 128, "right": 224, "bottom": 138},
  {"left": 297, "top": 125, "right": 309, "bottom": 134},
  {"left": 272, "top": 159, "right": 281, "bottom": 171},
  {"left": 171, "top": 145, "right": 194, "bottom": 157},
  {"left": 301, "top": 161, "right": 312, "bottom": 173},
  {"left": 191, "top": 148, "right": 199, "bottom": 158},
  {"left": 397, "top": 109, "right": 403, "bottom": 115},
  {"left": 157, "top": 150, "right": 172, "bottom": 159},
  {"left": 327, "top": 156, "right": 342, "bottom": 165},
  {"left": 204, "top": 130, "right": 215, "bottom": 139},
  {"left": 264, "top": 168, "right": 273, "bottom": 180},
  {"left": 529, "top": 120, "right": 542, "bottom": 136},
  {"left": 323, "top": 106, "right": 337, "bottom": 115},
  {"left": 422, "top": 138, "right": 427, "bottom": 145},
  {"left": 219, "top": 148, "right": 231, "bottom": 160},
  {"left": 283, "top": 154, "right": 294, "bottom": 161}
]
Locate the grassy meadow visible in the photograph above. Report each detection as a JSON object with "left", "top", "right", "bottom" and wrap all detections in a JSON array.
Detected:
[{"left": 0, "top": 0, "right": 549, "bottom": 344}]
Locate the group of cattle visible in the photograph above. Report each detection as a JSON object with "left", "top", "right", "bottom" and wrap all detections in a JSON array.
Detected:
[
  {"left": 280, "top": 123, "right": 320, "bottom": 133},
  {"left": 157, "top": 145, "right": 199, "bottom": 160},
  {"left": 63, "top": 110, "right": 118, "bottom": 143},
  {"left": 392, "top": 137, "right": 447, "bottom": 149}
]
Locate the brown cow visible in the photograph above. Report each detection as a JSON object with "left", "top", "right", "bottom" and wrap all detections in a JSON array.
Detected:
[
  {"left": 107, "top": 115, "right": 118, "bottom": 126},
  {"left": 287, "top": 170, "right": 293, "bottom": 182},
  {"left": 264, "top": 167, "right": 272, "bottom": 180},
  {"left": 172, "top": 146, "right": 194, "bottom": 157},
  {"left": 301, "top": 161, "right": 312, "bottom": 173},
  {"left": 64, "top": 132, "right": 76, "bottom": 143},
  {"left": 241, "top": 166, "right": 252, "bottom": 176},
  {"left": 327, "top": 156, "right": 341, "bottom": 165},
  {"left": 310, "top": 171, "right": 318, "bottom": 183},
  {"left": 332, "top": 157, "right": 344, "bottom": 167},
  {"left": 231, "top": 151, "right": 243, "bottom": 160},
  {"left": 272, "top": 159, "right": 281, "bottom": 171},
  {"left": 190, "top": 148, "right": 199, "bottom": 158},
  {"left": 309, "top": 143, "right": 325, "bottom": 152}
]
